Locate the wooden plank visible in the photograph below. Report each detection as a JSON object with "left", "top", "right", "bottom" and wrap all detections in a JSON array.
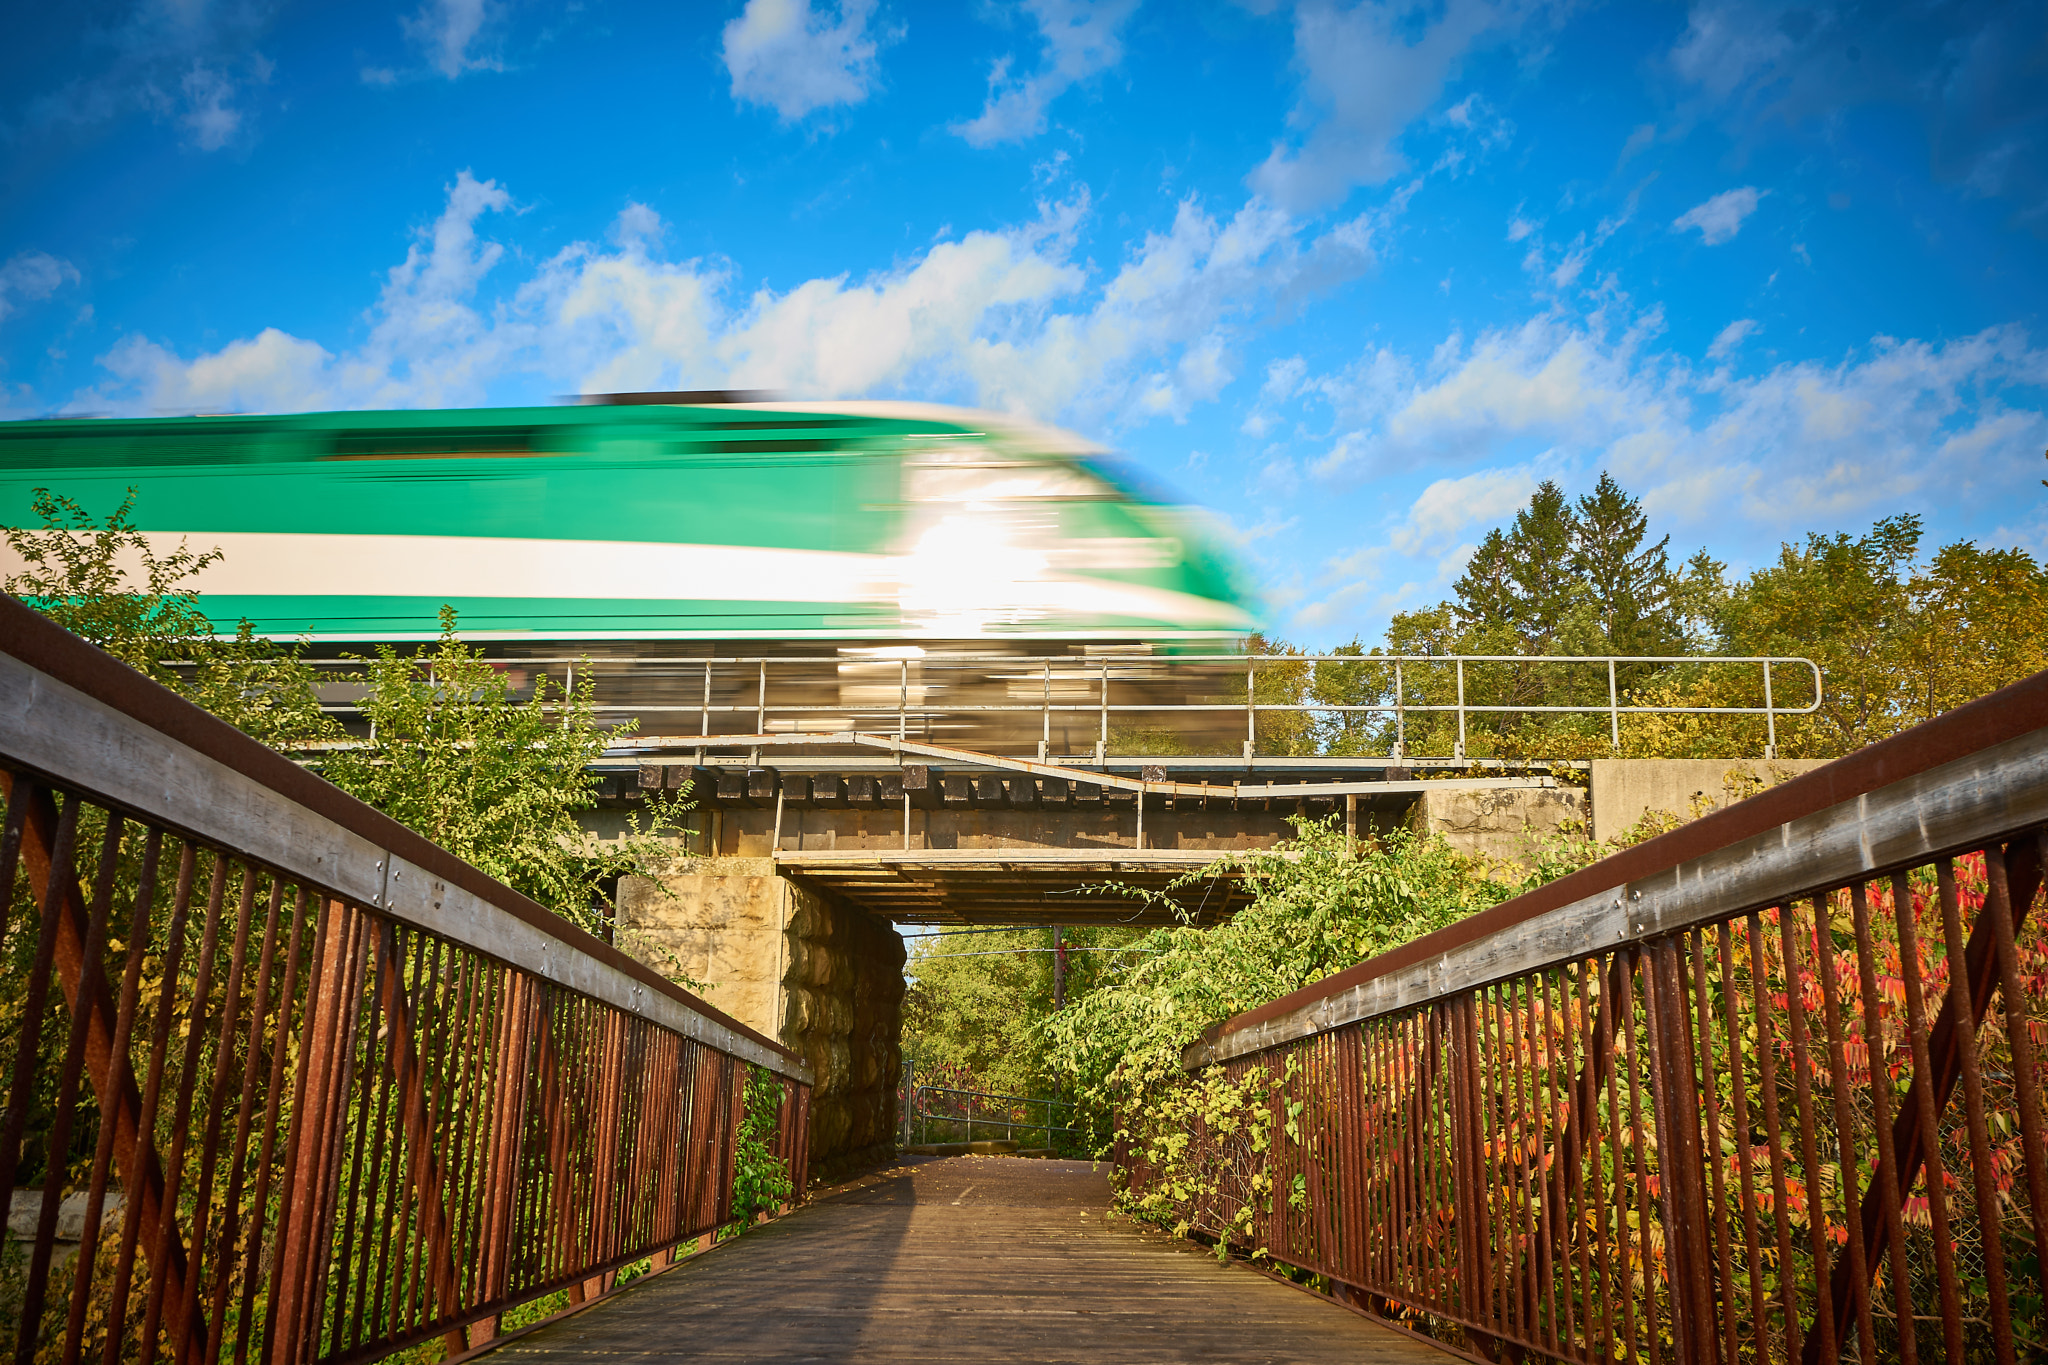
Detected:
[{"left": 482, "top": 1158, "right": 1451, "bottom": 1365}]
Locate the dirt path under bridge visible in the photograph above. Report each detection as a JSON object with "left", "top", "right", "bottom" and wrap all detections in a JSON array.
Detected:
[{"left": 483, "top": 1155, "right": 1455, "bottom": 1364}]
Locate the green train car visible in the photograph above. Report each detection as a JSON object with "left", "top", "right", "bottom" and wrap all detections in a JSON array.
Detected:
[{"left": 0, "top": 398, "right": 1256, "bottom": 647}]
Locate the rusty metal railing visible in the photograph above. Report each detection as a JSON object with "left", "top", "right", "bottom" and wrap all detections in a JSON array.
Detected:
[
  {"left": 0, "top": 598, "right": 812, "bottom": 1365},
  {"left": 1126, "top": 670, "right": 2048, "bottom": 1363}
]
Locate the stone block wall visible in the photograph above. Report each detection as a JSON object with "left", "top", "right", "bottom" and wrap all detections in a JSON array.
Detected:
[
  {"left": 613, "top": 858, "right": 904, "bottom": 1182},
  {"left": 781, "top": 886, "right": 905, "bottom": 1178}
]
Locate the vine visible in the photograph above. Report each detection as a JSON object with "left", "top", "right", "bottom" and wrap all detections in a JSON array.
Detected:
[{"left": 722, "top": 1065, "right": 796, "bottom": 1239}]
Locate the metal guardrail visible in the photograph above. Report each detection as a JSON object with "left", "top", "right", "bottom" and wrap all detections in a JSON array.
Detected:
[
  {"left": 295, "top": 651, "right": 1822, "bottom": 762},
  {"left": 898, "top": 1074, "right": 1075, "bottom": 1149},
  {"left": 0, "top": 598, "right": 812, "bottom": 1365},
  {"left": 1127, "top": 669, "right": 2048, "bottom": 1363}
]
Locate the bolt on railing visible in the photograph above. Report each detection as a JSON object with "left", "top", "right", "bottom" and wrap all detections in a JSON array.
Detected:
[
  {"left": 1126, "top": 669, "right": 2048, "bottom": 1363},
  {"left": 0, "top": 598, "right": 812, "bottom": 1365}
]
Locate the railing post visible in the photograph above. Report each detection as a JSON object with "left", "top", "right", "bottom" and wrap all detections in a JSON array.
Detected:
[
  {"left": 1392, "top": 660, "right": 1405, "bottom": 760},
  {"left": 4, "top": 779, "right": 217, "bottom": 1365},
  {"left": 1447, "top": 999, "right": 1487, "bottom": 1335},
  {"left": 753, "top": 661, "right": 766, "bottom": 766},
  {"left": 1097, "top": 660, "right": 1109, "bottom": 765},
  {"left": 270, "top": 899, "right": 360, "bottom": 1365},
  {"left": 1608, "top": 658, "right": 1620, "bottom": 752},
  {"left": 1455, "top": 659, "right": 1466, "bottom": 760},
  {"left": 1041, "top": 661, "right": 1051, "bottom": 761},
  {"left": 474, "top": 968, "right": 537, "bottom": 1335},
  {"left": 700, "top": 661, "right": 712, "bottom": 745},
  {"left": 1763, "top": 659, "right": 1777, "bottom": 759},
  {"left": 1245, "top": 657, "right": 1257, "bottom": 761},
  {"left": 1645, "top": 936, "right": 1716, "bottom": 1365}
]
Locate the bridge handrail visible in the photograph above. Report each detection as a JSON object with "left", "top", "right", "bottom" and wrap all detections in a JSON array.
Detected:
[
  {"left": 285, "top": 650, "right": 1822, "bottom": 763},
  {"left": 1128, "top": 667, "right": 2048, "bottom": 1360},
  {"left": 0, "top": 595, "right": 810, "bottom": 1365}
]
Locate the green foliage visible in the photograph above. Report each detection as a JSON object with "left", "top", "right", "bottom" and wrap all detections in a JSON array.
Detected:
[
  {"left": 1045, "top": 821, "right": 1524, "bottom": 1148},
  {"left": 1301, "top": 477, "right": 2048, "bottom": 762},
  {"left": 902, "top": 924, "right": 1147, "bottom": 1100},
  {"left": 722, "top": 1065, "right": 795, "bottom": 1238},
  {"left": 316, "top": 607, "right": 693, "bottom": 939},
  {"left": 3, "top": 487, "right": 337, "bottom": 749},
  {"left": 4, "top": 487, "right": 702, "bottom": 973},
  {"left": 1121, "top": 1061, "right": 1280, "bottom": 1258}
]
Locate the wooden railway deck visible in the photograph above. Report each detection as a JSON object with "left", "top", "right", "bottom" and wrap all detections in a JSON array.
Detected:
[{"left": 484, "top": 1156, "right": 1453, "bottom": 1364}]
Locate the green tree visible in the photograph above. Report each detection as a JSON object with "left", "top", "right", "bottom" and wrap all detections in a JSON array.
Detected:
[
  {"left": 1044, "top": 821, "right": 1522, "bottom": 1146},
  {"left": 722, "top": 1066, "right": 796, "bottom": 1237},
  {"left": 318, "top": 607, "right": 692, "bottom": 937},
  {"left": 1713, "top": 515, "right": 1920, "bottom": 752},
  {"left": 3, "top": 487, "right": 336, "bottom": 749},
  {"left": 1689, "top": 515, "right": 2048, "bottom": 757},
  {"left": 1573, "top": 472, "right": 1683, "bottom": 656},
  {"left": 902, "top": 924, "right": 1147, "bottom": 1102},
  {"left": 4, "top": 485, "right": 699, "bottom": 955},
  {"left": 1452, "top": 480, "right": 1595, "bottom": 653}
]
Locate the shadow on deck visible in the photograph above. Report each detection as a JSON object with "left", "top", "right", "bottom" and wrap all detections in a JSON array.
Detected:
[{"left": 481, "top": 1156, "right": 1454, "bottom": 1364}]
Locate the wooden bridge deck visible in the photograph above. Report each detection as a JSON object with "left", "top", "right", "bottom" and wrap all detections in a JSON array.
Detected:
[{"left": 486, "top": 1155, "right": 1451, "bottom": 1364}]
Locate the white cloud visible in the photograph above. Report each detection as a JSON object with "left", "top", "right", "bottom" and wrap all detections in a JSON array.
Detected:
[
  {"left": 179, "top": 65, "right": 242, "bottom": 149},
  {"left": 1673, "top": 186, "right": 1765, "bottom": 244},
  {"left": 74, "top": 171, "right": 1380, "bottom": 429},
  {"left": 1389, "top": 467, "right": 1539, "bottom": 555},
  {"left": 1615, "top": 121, "right": 1656, "bottom": 171},
  {"left": 1670, "top": 3, "right": 1794, "bottom": 101},
  {"left": 1309, "top": 311, "right": 1668, "bottom": 477},
  {"left": 1249, "top": 0, "right": 1539, "bottom": 212},
  {"left": 93, "top": 170, "right": 517, "bottom": 413},
  {"left": 1279, "top": 316, "right": 2048, "bottom": 637},
  {"left": 1295, "top": 303, "right": 2047, "bottom": 540},
  {"left": 17, "top": 4, "right": 272, "bottom": 151},
  {"left": 954, "top": 0, "right": 1140, "bottom": 147},
  {"left": 1707, "top": 317, "right": 1758, "bottom": 359},
  {"left": 1549, "top": 234, "right": 1590, "bottom": 288},
  {"left": 402, "top": 0, "right": 499, "bottom": 79},
  {"left": 0, "top": 252, "right": 81, "bottom": 323},
  {"left": 1295, "top": 463, "right": 1539, "bottom": 626},
  {"left": 723, "top": 0, "right": 887, "bottom": 122},
  {"left": 99, "top": 328, "right": 339, "bottom": 414}
]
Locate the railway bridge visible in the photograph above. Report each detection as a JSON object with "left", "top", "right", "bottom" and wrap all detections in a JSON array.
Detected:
[
  {"left": 13, "top": 600, "right": 2045, "bottom": 1363},
  {"left": 543, "top": 647, "right": 1821, "bottom": 1173}
]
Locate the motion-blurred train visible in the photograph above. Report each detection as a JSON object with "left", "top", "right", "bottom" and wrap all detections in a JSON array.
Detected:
[
  {"left": 2, "top": 397, "right": 1263, "bottom": 752},
  {"left": 0, "top": 395, "right": 1256, "bottom": 648}
]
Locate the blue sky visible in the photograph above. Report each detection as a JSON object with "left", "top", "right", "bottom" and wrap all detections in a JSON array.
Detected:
[{"left": 3, "top": 0, "right": 2044, "bottom": 645}]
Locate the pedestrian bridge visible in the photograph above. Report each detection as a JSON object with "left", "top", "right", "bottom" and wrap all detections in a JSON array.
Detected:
[
  {"left": 489, "top": 1156, "right": 1444, "bottom": 1364},
  {"left": 6, "top": 593, "right": 2047, "bottom": 1364}
]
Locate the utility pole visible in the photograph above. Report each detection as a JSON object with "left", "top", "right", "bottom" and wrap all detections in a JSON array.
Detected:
[{"left": 1052, "top": 924, "right": 1066, "bottom": 1011}]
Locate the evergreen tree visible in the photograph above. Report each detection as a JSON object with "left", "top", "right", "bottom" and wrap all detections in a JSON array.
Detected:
[
  {"left": 1572, "top": 472, "right": 1682, "bottom": 655},
  {"left": 1451, "top": 479, "right": 1585, "bottom": 652}
]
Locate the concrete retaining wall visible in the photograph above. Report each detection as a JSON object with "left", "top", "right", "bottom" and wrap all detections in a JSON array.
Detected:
[
  {"left": 1588, "top": 759, "right": 1829, "bottom": 843},
  {"left": 1409, "top": 786, "right": 1587, "bottom": 867}
]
